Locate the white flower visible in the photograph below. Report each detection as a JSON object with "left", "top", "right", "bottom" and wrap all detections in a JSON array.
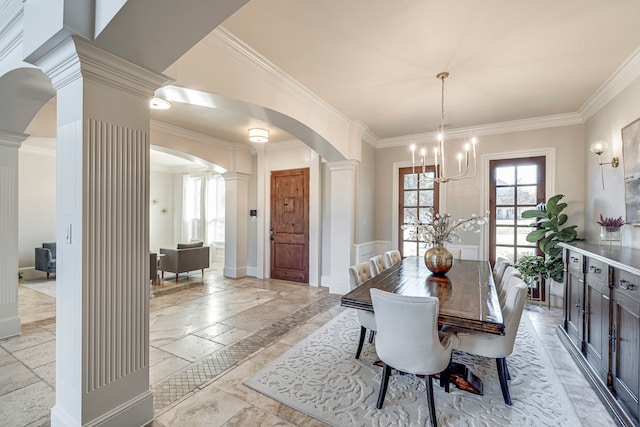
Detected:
[{"left": 401, "top": 209, "right": 489, "bottom": 246}]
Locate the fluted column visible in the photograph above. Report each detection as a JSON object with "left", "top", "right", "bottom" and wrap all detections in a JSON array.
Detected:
[
  {"left": 0, "top": 131, "right": 27, "bottom": 339},
  {"left": 327, "top": 160, "right": 358, "bottom": 294},
  {"left": 34, "top": 36, "right": 167, "bottom": 427},
  {"left": 223, "top": 172, "right": 250, "bottom": 278}
]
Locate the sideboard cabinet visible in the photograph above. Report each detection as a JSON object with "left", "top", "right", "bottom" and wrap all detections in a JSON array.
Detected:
[{"left": 559, "top": 243, "right": 640, "bottom": 427}]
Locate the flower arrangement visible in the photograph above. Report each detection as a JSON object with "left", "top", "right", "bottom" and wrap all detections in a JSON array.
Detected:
[
  {"left": 402, "top": 209, "right": 489, "bottom": 246},
  {"left": 597, "top": 214, "right": 625, "bottom": 230}
]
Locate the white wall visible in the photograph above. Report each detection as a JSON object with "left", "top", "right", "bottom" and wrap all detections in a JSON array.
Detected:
[
  {"left": 355, "top": 140, "right": 376, "bottom": 244},
  {"left": 585, "top": 75, "right": 640, "bottom": 247},
  {"left": 18, "top": 145, "right": 56, "bottom": 268},
  {"left": 149, "top": 170, "right": 175, "bottom": 254},
  {"left": 374, "top": 125, "right": 585, "bottom": 257}
]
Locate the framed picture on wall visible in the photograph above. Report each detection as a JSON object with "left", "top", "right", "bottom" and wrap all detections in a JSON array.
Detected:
[{"left": 622, "top": 117, "right": 640, "bottom": 224}]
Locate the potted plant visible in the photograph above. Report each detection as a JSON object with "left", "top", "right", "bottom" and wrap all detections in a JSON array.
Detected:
[
  {"left": 597, "top": 214, "right": 624, "bottom": 243},
  {"left": 514, "top": 255, "right": 549, "bottom": 290},
  {"left": 521, "top": 194, "right": 578, "bottom": 283}
]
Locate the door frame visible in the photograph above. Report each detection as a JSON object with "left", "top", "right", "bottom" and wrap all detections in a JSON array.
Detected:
[{"left": 481, "top": 148, "right": 556, "bottom": 262}]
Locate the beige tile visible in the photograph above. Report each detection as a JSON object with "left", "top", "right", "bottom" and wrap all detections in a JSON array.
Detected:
[
  {"left": 0, "top": 381, "right": 54, "bottom": 427},
  {"left": 159, "top": 335, "right": 224, "bottom": 362},
  {"left": 0, "top": 361, "right": 40, "bottom": 395},
  {"left": 13, "top": 340, "right": 56, "bottom": 370},
  {"left": 192, "top": 323, "right": 234, "bottom": 340},
  {"left": 212, "top": 360, "right": 264, "bottom": 403},
  {"left": 221, "top": 404, "right": 295, "bottom": 427},
  {"left": 251, "top": 394, "right": 323, "bottom": 426},
  {"left": 150, "top": 355, "right": 191, "bottom": 384},
  {"left": 0, "top": 346, "right": 16, "bottom": 367},
  {"left": 150, "top": 346, "right": 177, "bottom": 367},
  {"left": 156, "top": 385, "right": 248, "bottom": 427},
  {"left": 33, "top": 361, "right": 56, "bottom": 388},
  {"left": 251, "top": 342, "right": 292, "bottom": 367},
  {"left": 211, "top": 328, "right": 252, "bottom": 346},
  {"left": 0, "top": 328, "right": 55, "bottom": 353}
]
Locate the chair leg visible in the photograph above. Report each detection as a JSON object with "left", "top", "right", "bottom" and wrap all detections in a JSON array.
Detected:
[
  {"left": 368, "top": 330, "right": 376, "bottom": 343},
  {"left": 426, "top": 375, "right": 438, "bottom": 427},
  {"left": 175, "top": 273, "right": 179, "bottom": 282},
  {"left": 505, "top": 359, "right": 511, "bottom": 380},
  {"left": 46, "top": 272, "right": 50, "bottom": 279},
  {"left": 439, "top": 365, "right": 451, "bottom": 393},
  {"left": 376, "top": 363, "right": 392, "bottom": 409},
  {"left": 496, "top": 358, "right": 512, "bottom": 405},
  {"left": 355, "top": 326, "right": 366, "bottom": 359}
]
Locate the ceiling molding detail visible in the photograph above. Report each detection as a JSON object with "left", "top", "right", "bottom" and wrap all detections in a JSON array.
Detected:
[
  {"left": 152, "top": 119, "right": 233, "bottom": 148},
  {"left": 376, "top": 113, "right": 584, "bottom": 149},
  {"left": 579, "top": 46, "right": 640, "bottom": 120},
  {"left": 203, "top": 27, "right": 351, "bottom": 126},
  {"left": 0, "top": 4, "right": 23, "bottom": 63}
]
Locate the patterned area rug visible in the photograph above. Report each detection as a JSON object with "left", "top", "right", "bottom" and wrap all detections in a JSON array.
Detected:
[
  {"left": 245, "top": 310, "right": 581, "bottom": 427},
  {"left": 22, "top": 281, "right": 56, "bottom": 298}
]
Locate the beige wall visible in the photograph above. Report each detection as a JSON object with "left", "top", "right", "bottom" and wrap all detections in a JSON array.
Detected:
[
  {"left": 149, "top": 171, "right": 176, "bottom": 254},
  {"left": 374, "top": 125, "right": 585, "bottom": 255},
  {"left": 585, "top": 75, "right": 640, "bottom": 247},
  {"left": 355, "top": 140, "right": 376, "bottom": 244}
]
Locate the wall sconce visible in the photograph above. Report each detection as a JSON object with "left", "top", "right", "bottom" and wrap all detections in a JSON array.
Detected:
[{"left": 590, "top": 141, "right": 619, "bottom": 189}]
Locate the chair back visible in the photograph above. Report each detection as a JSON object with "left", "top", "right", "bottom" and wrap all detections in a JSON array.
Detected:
[
  {"left": 370, "top": 289, "right": 454, "bottom": 375},
  {"left": 43, "top": 242, "right": 56, "bottom": 258},
  {"left": 348, "top": 262, "right": 372, "bottom": 290},
  {"left": 383, "top": 250, "right": 402, "bottom": 268},
  {"left": 499, "top": 271, "right": 522, "bottom": 308},
  {"left": 500, "top": 279, "right": 529, "bottom": 356},
  {"left": 369, "top": 255, "right": 387, "bottom": 277},
  {"left": 498, "top": 265, "right": 521, "bottom": 294},
  {"left": 494, "top": 257, "right": 510, "bottom": 284}
]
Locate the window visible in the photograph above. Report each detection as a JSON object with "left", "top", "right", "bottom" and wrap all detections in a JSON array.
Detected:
[
  {"left": 398, "top": 166, "right": 439, "bottom": 257},
  {"left": 489, "top": 157, "right": 545, "bottom": 265},
  {"left": 182, "top": 173, "right": 225, "bottom": 245}
]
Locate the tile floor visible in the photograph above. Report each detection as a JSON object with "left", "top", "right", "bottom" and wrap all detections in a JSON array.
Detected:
[{"left": 0, "top": 269, "right": 617, "bottom": 427}]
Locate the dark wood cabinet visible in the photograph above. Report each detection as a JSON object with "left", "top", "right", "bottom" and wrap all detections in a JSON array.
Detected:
[{"left": 559, "top": 243, "right": 640, "bottom": 427}]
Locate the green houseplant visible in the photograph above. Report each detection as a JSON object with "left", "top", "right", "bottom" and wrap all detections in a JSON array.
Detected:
[
  {"left": 514, "top": 255, "right": 549, "bottom": 287},
  {"left": 521, "top": 194, "right": 578, "bottom": 283}
]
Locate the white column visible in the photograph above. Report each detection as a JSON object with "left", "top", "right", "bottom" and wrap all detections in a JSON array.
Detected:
[
  {"left": 35, "top": 36, "right": 167, "bottom": 427},
  {"left": 327, "top": 160, "right": 358, "bottom": 294},
  {"left": 223, "top": 172, "right": 250, "bottom": 278},
  {"left": 0, "top": 131, "right": 27, "bottom": 339}
]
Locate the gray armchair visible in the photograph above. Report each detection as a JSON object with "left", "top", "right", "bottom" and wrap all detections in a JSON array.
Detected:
[
  {"left": 35, "top": 242, "right": 56, "bottom": 279},
  {"left": 160, "top": 242, "right": 210, "bottom": 282}
]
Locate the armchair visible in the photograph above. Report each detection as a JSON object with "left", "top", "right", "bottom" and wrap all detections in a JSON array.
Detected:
[{"left": 35, "top": 242, "right": 56, "bottom": 279}]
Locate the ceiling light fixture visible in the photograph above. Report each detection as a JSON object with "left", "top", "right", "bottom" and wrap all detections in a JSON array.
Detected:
[
  {"left": 248, "top": 128, "right": 269, "bottom": 143},
  {"left": 411, "top": 72, "right": 478, "bottom": 183},
  {"left": 150, "top": 97, "right": 171, "bottom": 110},
  {"left": 590, "top": 140, "right": 619, "bottom": 189}
]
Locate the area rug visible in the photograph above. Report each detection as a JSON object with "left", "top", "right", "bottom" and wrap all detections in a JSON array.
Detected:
[
  {"left": 22, "top": 281, "right": 56, "bottom": 298},
  {"left": 244, "top": 310, "right": 581, "bottom": 426}
]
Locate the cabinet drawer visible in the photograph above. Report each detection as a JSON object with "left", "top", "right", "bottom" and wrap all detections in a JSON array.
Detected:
[
  {"left": 615, "top": 269, "right": 640, "bottom": 303},
  {"left": 567, "top": 250, "right": 583, "bottom": 274},
  {"left": 587, "top": 258, "right": 607, "bottom": 284}
]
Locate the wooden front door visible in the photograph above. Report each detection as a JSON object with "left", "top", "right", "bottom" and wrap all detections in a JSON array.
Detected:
[{"left": 270, "top": 168, "right": 309, "bottom": 283}]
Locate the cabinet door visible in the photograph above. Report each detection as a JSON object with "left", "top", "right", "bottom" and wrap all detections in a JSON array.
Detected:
[
  {"left": 566, "top": 269, "right": 585, "bottom": 351},
  {"left": 585, "top": 277, "right": 610, "bottom": 383},
  {"left": 612, "top": 293, "right": 640, "bottom": 422}
]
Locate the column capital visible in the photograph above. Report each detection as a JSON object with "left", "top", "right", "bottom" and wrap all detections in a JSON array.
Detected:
[
  {"left": 223, "top": 171, "right": 251, "bottom": 182},
  {"left": 326, "top": 159, "right": 359, "bottom": 172},
  {"left": 0, "top": 130, "right": 29, "bottom": 148},
  {"left": 35, "top": 36, "right": 169, "bottom": 95}
]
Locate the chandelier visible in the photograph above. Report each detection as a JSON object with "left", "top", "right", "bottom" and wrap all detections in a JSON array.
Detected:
[{"left": 410, "top": 72, "right": 478, "bottom": 183}]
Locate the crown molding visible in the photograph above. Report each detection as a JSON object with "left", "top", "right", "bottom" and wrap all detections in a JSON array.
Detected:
[
  {"left": 579, "top": 46, "right": 640, "bottom": 120},
  {"left": 203, "top": 27, "right": 351, "bottom": 127},
  {"left": 376, "top": 112, "right": 584, "bottom": 149},
  {"left": 0, "top": 2, "right": 23, "bottom": 64}
]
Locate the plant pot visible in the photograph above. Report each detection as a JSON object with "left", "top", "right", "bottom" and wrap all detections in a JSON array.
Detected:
[
  {"left": 600, "top": 226, "right": 621, "bottom": 242},
  {"left": 424, "top": 245, "right": 454, "bottom": 276}
]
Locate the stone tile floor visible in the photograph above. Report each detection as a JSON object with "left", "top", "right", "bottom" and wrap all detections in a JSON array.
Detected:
[{"left": 0, "top": 269, "right": 617, "bottom": 426}]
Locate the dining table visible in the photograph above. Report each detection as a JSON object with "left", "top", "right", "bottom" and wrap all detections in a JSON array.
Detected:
[{"left": 340, "top": 255, "right": 505, "bottom": 394}]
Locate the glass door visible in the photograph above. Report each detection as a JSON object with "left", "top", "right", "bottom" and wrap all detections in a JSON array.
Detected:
[{"left": 399, "top": 166, "right": 439, "bottom": 257}]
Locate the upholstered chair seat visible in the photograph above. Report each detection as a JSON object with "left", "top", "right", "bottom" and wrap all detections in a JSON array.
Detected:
[
  {"left": 348, "top": 262, "right": 377, "bottom": 359},
  {"left": 371, "top": 288, "right": 457, "bottom": 426},
  {"left": 383, "top": 250, "right": 402, "bottom": 269},
  {"left": 444, "top": 280, "right": 528, "bottom": 405}
]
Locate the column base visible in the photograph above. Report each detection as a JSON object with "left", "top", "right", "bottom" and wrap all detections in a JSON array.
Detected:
[
  {"left": 51, "top": 390, "right": 153, "bottom": 427},
  {"left": 224, "top": 266, "right": 247, "bottom": 278},
  {"left": 0, "top": 315, "right": 20, "bottom": 339}
]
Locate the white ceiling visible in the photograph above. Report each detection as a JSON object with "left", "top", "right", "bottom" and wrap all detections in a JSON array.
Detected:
[{"left": 220, "top": 0, "right": 640, "bottom": 139}]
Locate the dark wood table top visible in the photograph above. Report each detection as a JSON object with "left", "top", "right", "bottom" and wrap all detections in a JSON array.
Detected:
[{"left": 341, "top": 256, "right": 505, "bottom": 335}]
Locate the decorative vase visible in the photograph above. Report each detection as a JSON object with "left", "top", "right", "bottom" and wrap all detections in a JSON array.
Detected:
[
  {"left": 424, "top": 245, "right": 454, "bottom": 276},
  {"left": 600, "top": 226, "right": 621, "bottom": 242}
]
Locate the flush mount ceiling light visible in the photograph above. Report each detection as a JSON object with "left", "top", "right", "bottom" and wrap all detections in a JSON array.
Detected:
[
  {"left": 149, "top": 97, "right": 172, "bottom": 110},
  {"left": 248, "top": 128, "right": 269, "bottom": 143}
]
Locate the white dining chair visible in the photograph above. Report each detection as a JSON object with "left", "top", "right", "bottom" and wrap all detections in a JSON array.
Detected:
[
  {"left": 493, "top": 257, "right": 510, "bottom": 284},
  {"left": 370, "top": 288, "right": 456, "bottom": 426},
  {"left": 348, "top": 262, "right": 377, "bottom": 359},
  {"left": 383, "top": 249, "right": 402, "bottom": 268},
  {"left": 444, "top": 279, "right": 528, "bottom": 405},
  {"left": 498, "top": 265, "right": 521, "bottom": 299},
  {"left": 369, "top": 254, "right": 387, "bottom": 277}
]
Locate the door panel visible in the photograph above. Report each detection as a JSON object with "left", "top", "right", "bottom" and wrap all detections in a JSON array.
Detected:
[
  {"left": 270, "top": 168, "right": 309, "bottom": 283},
  {"left": 613, "top": 295, "right": 640, "bottom": 421}
]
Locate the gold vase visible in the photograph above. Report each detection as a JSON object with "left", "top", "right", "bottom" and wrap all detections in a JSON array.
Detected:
[{"left": 424, "top": 245, "right": 454, "bottom": 276}]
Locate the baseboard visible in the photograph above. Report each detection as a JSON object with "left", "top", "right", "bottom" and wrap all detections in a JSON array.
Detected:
[
  {"left": 0, "top": 315, "right": 21, "bottom": 340},
  {"left": 321, "top": 275, "right": 331, "bottom": 287},
  {"left": 223, "top": 266, "right": 248, "bottom": 278},
  {"left": 556, "top": 326, "right": 635, "bottom": 427},
  {"left": 246, "top": 266, "right": 257, "bottom": 277},
  {"left": 51, "top": 391, "right": 153, "bottom": 427}
]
